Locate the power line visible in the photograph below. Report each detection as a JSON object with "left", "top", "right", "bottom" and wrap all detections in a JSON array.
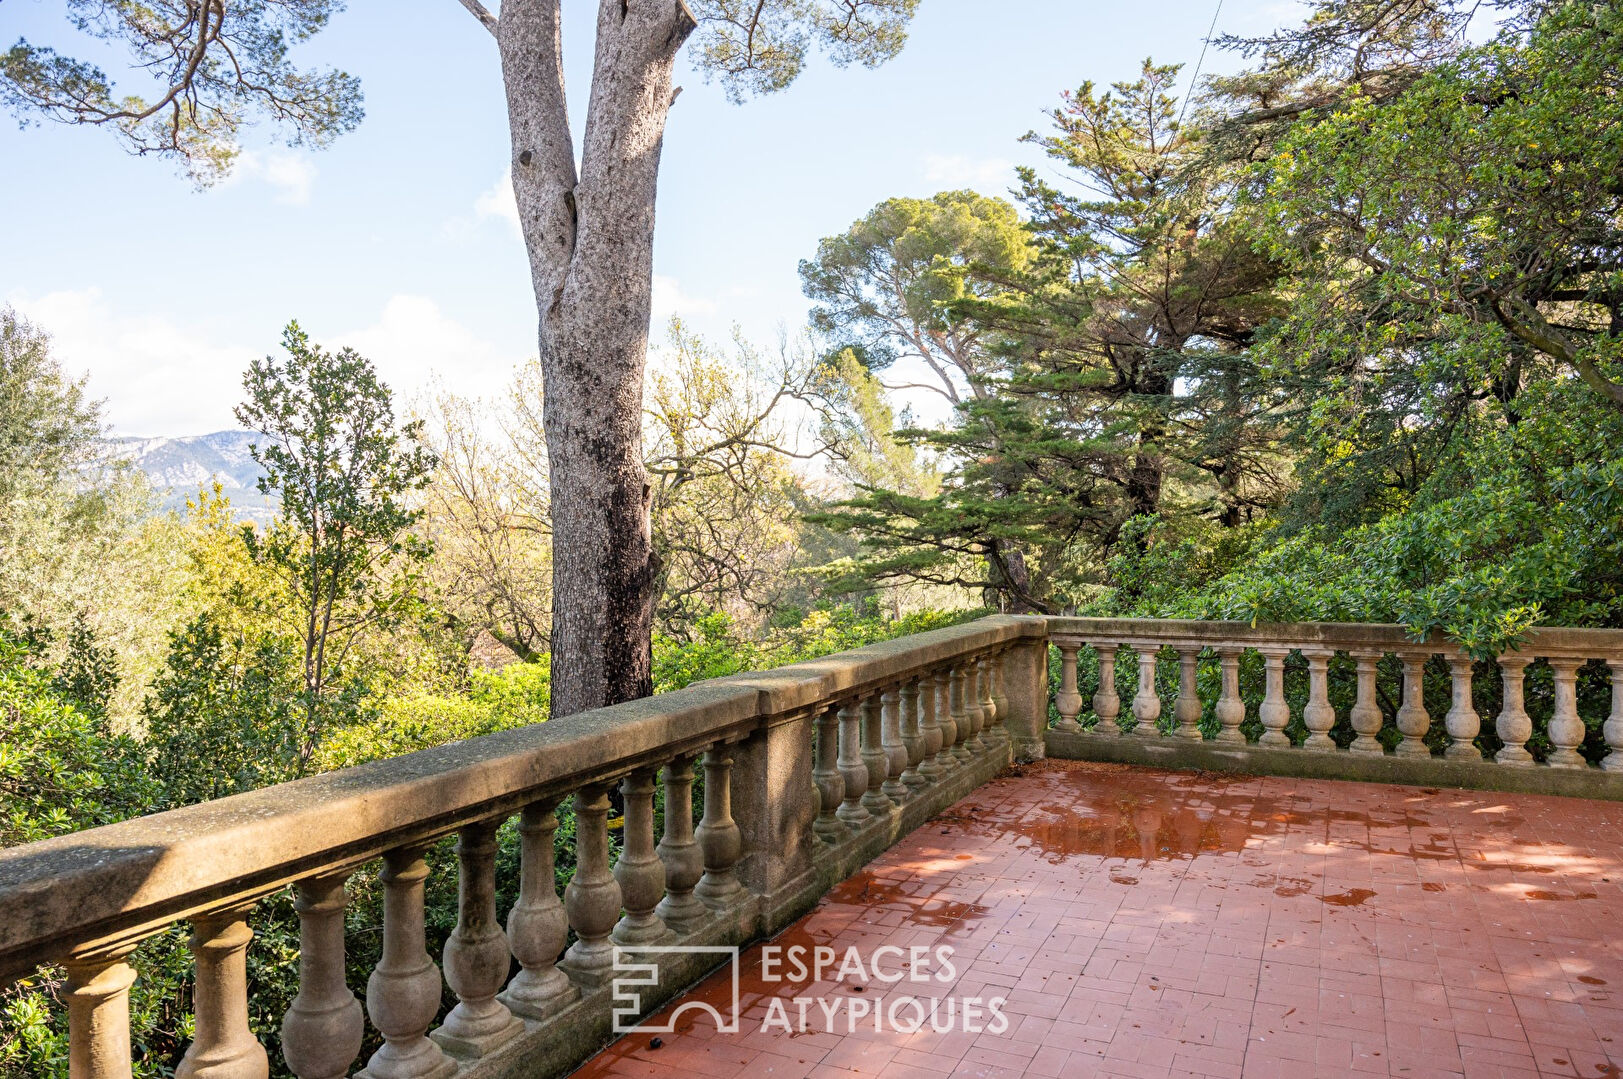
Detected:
[{"left": 1176, "top": 0, "right": 1226, "bottom": 134}]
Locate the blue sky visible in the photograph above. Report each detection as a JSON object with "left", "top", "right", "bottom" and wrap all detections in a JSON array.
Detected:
[{"left": 2, "top": 0, "right": 1293, "bottom": 436}]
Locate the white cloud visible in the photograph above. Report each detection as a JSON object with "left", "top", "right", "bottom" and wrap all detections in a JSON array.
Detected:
[
  {"left": 6, "top": 290, "right": 528, "bottom": 437},
  {"left": 474, "top": 170, "right": 521, "bottom": 233},
  {"left": 921, "top": 154, "right": 1016, "bottom": 193},
  {"left": 332, "top": 295, "right": 521, "bottom": 402},
  {"left": 7, "top": 288, "right": 259, "bottom": 436},
  {"left": 223, "top": 150, "right": 318, "bottom": 206},
  {"left": 651, "top": 274, "right": 718, "bottom": 329}
]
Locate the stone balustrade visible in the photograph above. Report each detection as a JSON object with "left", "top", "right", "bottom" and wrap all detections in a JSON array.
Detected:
[
  {"left": 1046, "top": 618, "right": 1623, "bottom": 794},
  {"left": 11, "top": 612, "right": 1623, "bottom": 1079},
  {"left": 0, "top": 616, "right": 1049, "bottom": 1079}
]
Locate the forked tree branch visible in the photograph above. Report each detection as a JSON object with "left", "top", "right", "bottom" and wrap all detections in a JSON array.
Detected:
[{"left": 456, "top": 0, "right": 500, "bottom": 35}]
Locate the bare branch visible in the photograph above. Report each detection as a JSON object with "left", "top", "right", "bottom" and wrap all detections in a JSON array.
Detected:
[{"left": 454, "top": 0, "right": 500, "bottom": 36}]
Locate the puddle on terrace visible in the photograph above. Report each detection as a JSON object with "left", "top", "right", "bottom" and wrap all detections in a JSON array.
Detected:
[
  {"left": 1272, "top": 877, "right": 1314, "bottom": 897},
  {"left": 976, "top": 762, "right": 1502, "bottom": 887},
  {"left": 823, "top": 870, "right": 990, "bottom": 928},
  {"left": 574, "top": 762, "right": 1623, "bottom": 1079},
  {"left": 995, "top": 761, "right": 1286, "bottom": 865},
  {"left": 1524, "top": 889, "right": 1599, "bottom": 901}
]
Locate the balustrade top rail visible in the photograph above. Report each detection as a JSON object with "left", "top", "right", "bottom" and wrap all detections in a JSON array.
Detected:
[
  {"left": 10, "top": 611, "right": 1623, "bottom": 1079},
  {"left": 1048, "top": 617, "right": 1623, "bottom": 658},
  {"left": 0, "top": 615, "right": 1041, "bottom": 985},
  {"left": 1047, "top": 616, "right": 1623, "bottom": 774}
]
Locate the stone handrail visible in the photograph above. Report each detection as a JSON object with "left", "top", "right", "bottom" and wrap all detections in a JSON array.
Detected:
[
  {"left": 0, "top": 615, "right": 1052, "bottom": 1079},
  {"left": 13, "top": 610, "right": 1623, "bottom": 1079},
  {"left": 1047, "top": 617, "right": 1623, "bottom": 773}
]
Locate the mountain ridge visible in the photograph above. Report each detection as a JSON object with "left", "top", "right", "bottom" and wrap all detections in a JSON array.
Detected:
[{"left": 111, "top": 430, "right": 276, "bottom": 522}]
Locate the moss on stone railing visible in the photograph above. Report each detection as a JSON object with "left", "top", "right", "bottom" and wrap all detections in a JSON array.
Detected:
[
  {"left": 9, "top": 612, "right": 1623, "bottom": 1079},
  {"left": 0, "top": 616, "right": 1049, "bottom": 1079}
]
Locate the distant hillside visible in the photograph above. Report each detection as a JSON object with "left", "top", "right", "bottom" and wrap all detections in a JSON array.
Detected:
[{"left": 111, "top": 430, "right": 277, "bottom": 523}]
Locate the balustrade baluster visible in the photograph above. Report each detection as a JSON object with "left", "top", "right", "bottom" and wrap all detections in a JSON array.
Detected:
[
  {"left": 1173, "top": 648, "right": 1203, "bottom": 740},
  {"left": 1348, "top": 652, "right": 1384, "bottom": 753},
  {"left": 836, "top": 699, "right": 871, "bottom": 825},
  {"left": 561, "top": 785, "right": 622, "bottom": 987},
  {"left": 656, "top": 758, "right": 710, "bottom": 927},
  {"left": 360, "top": 845, "right": 454, "bottom": 1079},
  {"left": 65, "top": 945, "right": 138, "bottom": 1079},
  {"left": 176, "top": 902, "right": 268, "bottom": 1079},
  {"left": 1128, "top": 646, "right": 1161, "bottom": 736},
  {"left": 282, "top": 875, "right": 363, "bottom": 1079},
  {"left": 501, "top": 800, "right": 578, "bottom": 1020},
  {"left": 880, "top": 685, "right": 909, "bottom": 801},
  {"left": 812, "top": 707, "right": 847, "bottom": 841},
  {"left": 935, "top": 668, "right": 962, "bottom": 768},
  {"left": 435, "top": 820, "right": 523, "bottom": 1057},
  {"left": 918, "top": 674, "right": 943, "bottom": 780},
  {"left": 986, "top": 642, "right": 999, "bottom": 736},
  {"left": 614, "top": 769, "right": 676, "bottom": 945},
  {"left": 959, "top": 659, "right": 981, "bottom": 750},
  {"left": 1303, "top": 651, "right": 1336, "bottom": 750},
  {"left": 1258, "top": 648, "right": 1291, "bottom": 747},
  {"left": 978, "top": 653, "right": 1000, "bottom": 743},
  {"left": 963, "top": 659, "right": 986, "bottom": 751},
  {"left": 1495, "top": 656, "right": 1535, "bottom": 765},
  {"left": 1395, "top": 654, "right": 1434, "bottom": 757},
  {"left": 1605, "top": 659, "right": 1623, "bottom": 772},
  {"left": 950, "top": 663, "right": 975, "bottom": 760},
  {"left": 861, "top": 693, "right": 892, "bottom": 812},
  {"left": 695, "top": 745, "right": 744, "bottom": 907},
  {"left": 900, "top": 679, "right": 928, "bottom": 791},
  {"left": 1093, "top": 644, "right": 1122, "bottom": 733},
  {"left": 1055, "top": 643, "right": 1083, "bottom": 733},
  {"left": 1215, "top": 649, "right": 1245, "bottom": 744},
  {"left": 1444, "top": 657, "right": 1483, "bottom": 761},
  {"left": 1547, "top": 658, "right": 1586, "bottom": 768}
]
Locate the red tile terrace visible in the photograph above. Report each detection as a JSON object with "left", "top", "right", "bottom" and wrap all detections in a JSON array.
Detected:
[
  {"left": 576, "top": 761, "right": 1623, "bottom": 1079},
  {"left": 2, "top": 616, "right": 1622, "bottom": 1079}
]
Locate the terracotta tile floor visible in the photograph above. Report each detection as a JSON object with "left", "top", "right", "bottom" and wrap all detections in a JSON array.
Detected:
[{"left": 570, "top": 760, "right": 1623, "bottom": 1079}]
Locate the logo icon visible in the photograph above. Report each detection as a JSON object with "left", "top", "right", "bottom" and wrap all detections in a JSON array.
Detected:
[{"left": 611, "top": 945, "right": 741, "bottom": 1034}]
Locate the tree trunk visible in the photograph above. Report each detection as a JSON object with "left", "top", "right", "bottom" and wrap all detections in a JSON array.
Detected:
[
  {"left": 499, "top": 0, "right": 695, "bottom": 718},
  {"left": 986, "top": 538, "right": 1044, "bottom": 614},
  {"left": 1124, "top": 362, "right": 1171, "bottom": 526}
]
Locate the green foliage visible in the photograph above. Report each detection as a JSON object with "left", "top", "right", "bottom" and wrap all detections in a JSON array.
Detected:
[
  {"left": 687, "top": 0, "right": 919, "bottom": 101},
  {"left": 6, "top": 3, "right": 1623, "bottom": 1073},
  {"left": 1250, "top": 0, "right": 1623, "bottom": 418},
  {"left": 808, "top": 62, "right": 1289, "bottom": 611},
  {"left": 653, "top": 602, "right": 983, "bottom": 692},
  {"left": 0, "top": 1, "right": 362, "bottom": 183},
  {"left": 314, "top": 661, "right": 551, "bottom": 769},
  {"left": 0, "top": 621, "right": 153, "bottom": 847},
  {"left": 0, "top": 307, "right": 187, "bottom": 722},
  {"left": 141, "top": 614, "right": 306, "bottom": 807},
  {"left": 237, "top": 322, "right": 438, "bottom": 769},
  {"left": 49, "top": 623, "right": 119, "bottom": 723},
  {"left": 1120, "top": 384, "right": 1623, "bottom": 656},
  {"left": 800, "top": 190, "right": 1032, "bottom": 378},
  {"left": 0, "top": 307, "right": 101, "bottom": 493},
  {"left": 0, "top": 623, "right": 172, "bottom": 1079}
]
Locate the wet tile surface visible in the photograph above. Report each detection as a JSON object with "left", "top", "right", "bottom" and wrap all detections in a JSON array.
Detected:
[{"left": 569, "top": 760, "right": 1623, "bottom": 1079}]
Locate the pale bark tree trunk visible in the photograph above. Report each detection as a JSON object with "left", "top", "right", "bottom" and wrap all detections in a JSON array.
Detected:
[{"left": 497, "top": 0, "right": 694, "bottom": 717}]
